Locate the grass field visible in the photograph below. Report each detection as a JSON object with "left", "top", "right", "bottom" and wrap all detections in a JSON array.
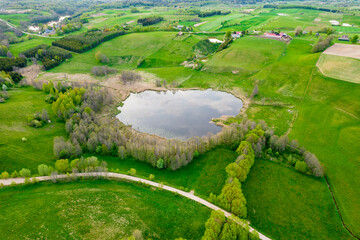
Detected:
[
  {"left": 243, "top": 159, "right": 352, "bottom": 240},
  {"left": 94, "top": 147, "right": 238, "bottom": 198},
  {"left": 317, "top": 54, "right": 360, "bottom": 83},
  {"left": 9, "top": 37, "right": 54, "bottom": 56},
  {"left": 0, "top": 180, "right": 211, "bottom": 240},
  {"left": 0, "top": 87, "right": 66, "bottom": 173},
  {"left": 204, "top": 36, "right": 286, "bottom": 75},
  {"left": 49, "top": 32, "right": 176, "bottom": 74}
]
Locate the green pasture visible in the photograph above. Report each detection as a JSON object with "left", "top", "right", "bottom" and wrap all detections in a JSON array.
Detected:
[
  {"left": 0, "top": 87, "right": 66, "bottom": 173},
  {"left": 204, "top": 36, "right": 286, "bottom": 74},
  {"left": 9, "top": 37, "right": 54, "bottom": 56},
  {"left": 49, "top": 32, "right": 176, "bottom": 74},
  {"left": 243, "top": 159, "right": 352, "bottom": 240},
  {"left": 0, "top": 180, "right": 210, "bottom": 240}
]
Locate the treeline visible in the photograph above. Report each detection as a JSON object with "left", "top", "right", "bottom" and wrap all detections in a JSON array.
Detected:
[
  {"left": 209, "top": 140, "right": 256, "bottom": 217},
  {"left": 198, "top": 10, "right": 230, "bottom": 18},
  {"left": 21, "top": 44, "right": 72, "bottom": 70},
  {"left": 263, "top": 5, "right": 339, "bottom": 13},
  {"left": 30, "top": 13, "right": 60, "bottom": 24},
  {"left": 202, "top": 211, "right": 259, "bottom": 240},
  {"left": 0, "top": 57, "right": 27, "bottom": 72},
  {"left": 312, "top": 35, "right": 333, "bottom": 53},
  {"left": 137, "top": 16, "right": 164, "bottom": 26},
  {"left": 52, "top": 30, "right": 125, "bottom": 53}
]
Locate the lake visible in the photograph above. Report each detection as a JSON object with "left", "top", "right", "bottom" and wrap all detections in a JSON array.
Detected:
[{"left": 116, "top": 89, "right": 243, "bottom": 139}]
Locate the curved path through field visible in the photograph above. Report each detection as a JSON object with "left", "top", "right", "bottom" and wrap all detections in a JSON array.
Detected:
[
  {"left": 0, "top": 171, "right": 271, "bottom": 240},
  {"left": 0, "top": 18, "right": 63, "bottom": 39}
]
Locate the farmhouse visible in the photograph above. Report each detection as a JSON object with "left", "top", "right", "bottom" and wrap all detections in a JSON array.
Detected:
[
  {"left": 338, "top": 35, "right": 349, "bottom": 41},
  {"left": 231, "top": 31, "right": 242, "bottom": 38},
  {"left": 174, "top": 25, "right": 189, "bottom": 31},
  {"left": 263, "top": 32, "right": 288, "bottom": 39}
]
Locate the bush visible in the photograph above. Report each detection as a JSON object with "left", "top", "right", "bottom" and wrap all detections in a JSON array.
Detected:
[
  {"left": 295, "top": 161, "right": 307, "bottom": 173},
  {"left": 19, "top": 168, "right": 31, "bottom": 178},
  {"left": 137, "top": 16, "right": 164, "bottom": 26},
  {"left": 128, "top": 168, "right": 136, "bottom": 176},
  {"left": 149, "top": 174, "right": 155, "bottom": 180},
  {"left": 1, "top": 171, "right": 9, "bottom": 179},
  {"left": 55, "top": 159, "right": 70, "bottom": 173},
  {"left": 11, "top": 170, "right": 19, "bottom": 178},
  {"left": 38, "top": 164, "right": 50, "bottom": 176},
  {"left": 156, "top": 159, "right": 164, "bottom": 169}
]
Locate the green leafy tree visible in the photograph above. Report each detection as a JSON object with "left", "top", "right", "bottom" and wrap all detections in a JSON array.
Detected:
[
  {"left": 38, "top": 164, "right": 50, "bottom": 176},
  {"left": 19, "top": 168, "right": 31, "bottom": 178},
  {"left": 11, "top": 170, "right": 19, "bottom": 178},
  {"left": 351, "top": 35, "right": 359, "bottom": 44},
  {"left": 1, "top": 171, "right": 9, "bottom": 179},
  {"left": 156, "top": 158, "right": 164, "bottom": 169},
  {"left": 55, "top": 159, "right": 70, "bottom": 173}
]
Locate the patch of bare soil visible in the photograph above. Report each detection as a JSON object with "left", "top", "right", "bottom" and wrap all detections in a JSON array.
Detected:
[
  {"left": 18, "top": 65, "right": 42, "bottom": 85},
  {"left": 323, "top": 43, "right": 360, "bottom": 59}
]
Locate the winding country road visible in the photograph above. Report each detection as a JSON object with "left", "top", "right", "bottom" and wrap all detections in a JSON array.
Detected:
[
  {"left": 0, "top": 18, "right": 63, "bottom": 39},
  {"left": 0, "top": 171, "right": 271, "bottom": 240}
]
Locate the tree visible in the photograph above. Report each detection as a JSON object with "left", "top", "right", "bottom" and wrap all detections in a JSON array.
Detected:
[
  {"left": 0, "top": 45, "right": 8, "bottom": 56},
  {"left": 156, "top": 158, "right": 164, "bottom": 169},
  {"left": 250, "top": 84, "right": 258, "bottom": 98},
  {"left": 351, "top": 35, "right": 359, "bottom": 44},
  {"left": 118, "top": 146, "right": 127, "bottom": 159},
  {"left": 11, "top": 170, "right": 19, "bottom": 178},
  {"left": 7, "top": 51, "right": 14, "bottom": 58},
  {"left": 38, "top": 164, "right": 50, "bottom": 175},
  {"left": 225, "top": 30, "right": 232, "bottom": 40},
  {"left": 19, "top": 168, "right": 31, "bottom": 177},
  {"left": 294, "top": 26, "right": 302, "bottom": 36},
  {"left": 1, "top": 171, "right": 9, "bottom": 179},
  {"left": 128, "top": 168, "right": 136, "bottom": 176},
  {"left": 55, "top": 159, "right": 70, "bottom": 173},
  {"left": 295, "top": 161, "right": 307, "bottom": 173},
  {"left": 41, "top": 109, "right": 49, "bottom": 121}
]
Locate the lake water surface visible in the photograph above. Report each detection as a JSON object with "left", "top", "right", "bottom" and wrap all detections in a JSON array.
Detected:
[{"left": 116, "top": 89, "right": 243, "bottom": 139}]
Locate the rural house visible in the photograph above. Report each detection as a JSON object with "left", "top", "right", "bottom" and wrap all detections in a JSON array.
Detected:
[
  {"left": 231, "top": 31, "right": 242, "bottom": 38},
  {"left": 263, "top": 32, "right": 288, "bottom": 39},
  {"left": 338, "top": 35, "right": 349, "bottom": 41}
]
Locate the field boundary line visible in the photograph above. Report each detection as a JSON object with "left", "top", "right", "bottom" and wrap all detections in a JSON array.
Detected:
[
  {"left": 324, "top": 175, "right": 360, "bottom": 240},
  {"left": 0, "top": 172, "right": 272, "bottom": 240}
]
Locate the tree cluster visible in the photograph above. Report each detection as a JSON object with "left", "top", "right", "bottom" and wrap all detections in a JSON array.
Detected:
[
  {"left": 120, "top": 70, "right": 142, "bottom": 84},
  {"left": 0, "top": 57, "right": 27, "bottom": 72},
  {"left": 52, "top": 87, "right": 86, "bottom": 120},
  {"left": 26, "top": 109, "right": 49, "bottom": 128},
  {"left": 137, "top": 16, "right": 164, "bottom": 26},
  {"left": 91, "top": 66, "right": 117, "bottom": 76},
  {"left": 312, "top": 35, "right": 334, "bottom": 53},
  {"left": 198, "top": 10, "right": 229, "bottom": 18},
  {"left": 202, "top": 210, "right": 259, "bottom": 240}
]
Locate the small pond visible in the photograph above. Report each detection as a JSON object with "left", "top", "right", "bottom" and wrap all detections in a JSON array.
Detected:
[{"left": 116, "top": 89, "right": 243, "bottom": 139}]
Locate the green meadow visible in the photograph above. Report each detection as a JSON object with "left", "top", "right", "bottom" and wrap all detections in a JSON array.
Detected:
[
  {"left": 243, "top": 159, "right": 352, "bottom": 240},
  {"left": 0, "top": 87, "right": 66, "bottom": 173},
  {"left": 0, "top": 180, "right": 211, "bottom": 240}
]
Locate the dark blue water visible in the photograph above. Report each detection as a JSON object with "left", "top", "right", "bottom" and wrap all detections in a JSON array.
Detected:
[{"left": 116, "top": 89, "right": 243, "bottom": 139}]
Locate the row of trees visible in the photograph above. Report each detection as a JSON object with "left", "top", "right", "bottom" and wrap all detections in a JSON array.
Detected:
[
  {"left": 137, "top": 16, "right": 164, "bottom": 26},
  {"left": 209, "top": 140, "right": 256, "bottom": 218},
  {"left": 52, "top": 30, "right": 125, "bottom": 53},
  {"left": 312, "top": 35, "right": 334, "bottom": 53},
  {"left": 0, "top": 168, "right": 31, "bottom": 179},
  {"left": 198, "top": 10, "right": 230, "bottom": 18},
  {"left": 202, "top": 211, "right": 259, "bottom": 240}
]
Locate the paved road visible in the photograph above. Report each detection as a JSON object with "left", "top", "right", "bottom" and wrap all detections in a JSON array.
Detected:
[
  {"left": 0, "top": 172, "right": 271, "bottom": 240},
  {"left": 0, "top": 18, "right": 63, "bottom": 39}
]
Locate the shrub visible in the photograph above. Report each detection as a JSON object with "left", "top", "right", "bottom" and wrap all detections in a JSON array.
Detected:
[
  {"left": 128, "top": 168, "right": 136, "bottom": 176},
  {"left": 149, "top": 174, "right": 155, "bottom": 180},
  {"left": 1, "top": 171, "right": 9, "bottom": 179},
  {"left": 55, "top": 159, "right": 70, "bottom": 173},
  {"left": 156, "top": 159, "right": 164, "bottom": 169},
  {"left": 19, "top": 168, "right": 31, "bottom": 178},
  {"left": 295, "top": 161, "right": 307, "bottom": 173},
  {"left": 11, "top": 170, "right": 19, "bottom": 178},
  {"left": 38, "top": 164, "right": 50, "bottom": 176}
]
